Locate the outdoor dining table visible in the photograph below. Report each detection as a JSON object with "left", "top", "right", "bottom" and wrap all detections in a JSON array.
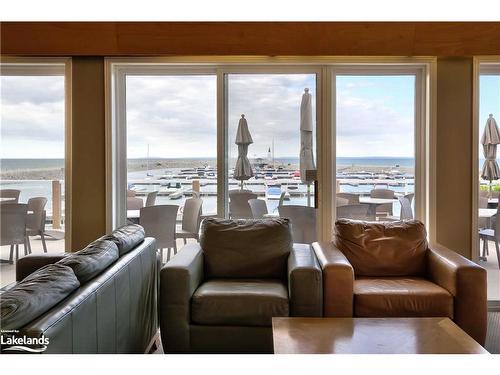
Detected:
[
  {"left": 126, "top": 210, "right": 217, "bottom": 221},
  {"left": 263, "top": 212, "right": 280, "bottom": 218},
  {"left": 0, "top": 197, "right": 16, "bottom": 202},
  {"left": 358, "top": 196, "right": 398, "bottom": 218},
  {"left": 479, "top": 208, "right": 497, "bottom": 227},
  {"left": 127, "top": 209, "right": 140, "bottom": 219}
]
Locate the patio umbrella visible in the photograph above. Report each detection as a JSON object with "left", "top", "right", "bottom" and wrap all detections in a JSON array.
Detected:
[
  {"left": 481, "top": 114, "right": 500, "bottom": 196},
  {"left": 300, "top": 88, "right": 315, "bottom": 206},
  {"left": 234, "top": 114, "right": 254, "bottom": 190}
]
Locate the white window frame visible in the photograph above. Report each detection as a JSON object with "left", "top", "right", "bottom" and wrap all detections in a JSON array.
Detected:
[
  {"left": 0, "top": 57, "right": 72, "bottom": 251},
  {"left": 472, "top": 57, "right": 500, "bottom": 264},
  {"left": 331, "top": 64, "right": 433, "bottom": 233},
  {"left": 105, "top": 57, "right": 435, "bottom": 243}
]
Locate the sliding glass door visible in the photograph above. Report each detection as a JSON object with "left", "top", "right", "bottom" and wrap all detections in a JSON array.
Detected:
[
  {"left": 335, "top": 72, "right": 418, "bottom": 222},
  {"left": 476, "top": 61, "right": 500, "bottom": 302},
  {"left": 225, "top": 73, "right": 317, "bottom": 216},
  {"left": 108, "top": 59, "right": 431, "bottom": 244},
  {"left": 124, "top": 74, "right": 217, "bottom": 219}
]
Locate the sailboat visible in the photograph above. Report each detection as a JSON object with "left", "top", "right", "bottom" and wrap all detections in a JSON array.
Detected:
[{"left": 146, "top": 144, "right": 153, "bottom": 177}]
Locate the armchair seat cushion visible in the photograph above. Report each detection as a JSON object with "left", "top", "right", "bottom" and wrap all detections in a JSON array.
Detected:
[
  {"left": 354, "top": 277, "right": 453, "bottom": 318},
  {"left": 191, "top": 279, "right": 289, "bottom": 327}
]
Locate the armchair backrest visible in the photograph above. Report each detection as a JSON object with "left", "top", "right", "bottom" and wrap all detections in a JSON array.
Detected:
[
  {"left": 200, "top": 218, "right": 292, "bottom": 279},
  {"left": 333, "top": 219, "right": 428, "bottom": 277},
  {"left": 228, "top": 190, "right": 258, "bottom": 219}
]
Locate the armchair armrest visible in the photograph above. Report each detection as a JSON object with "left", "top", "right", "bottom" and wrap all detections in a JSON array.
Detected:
[
  {"left": 427, "top": 247, "right": 487, "bottom": 345},
  {"left": 16, "top": 253, "right": 68, "bottom": 281},
  {"left": 160, "top": 243, "right": 204, "bottom": 353},
  {"left": 312, "top": 242, "right": 354, "bottom": 317},
  {"left": 287, "top": 244, "right": 322, "bottom": 317}
]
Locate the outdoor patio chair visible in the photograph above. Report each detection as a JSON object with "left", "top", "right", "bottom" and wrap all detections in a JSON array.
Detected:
[
  {"left": 26, "top": 197, "right": 48, "bottom": 253},
  {"left": 127, "top": 196, "right": 144, "bottom": 210},
  {"left": 175, "top": 198, "right": 203, "bottom": 244},
  {"left": 0, "top": 189, "right": 21, "bottom": 203},
  {"left": 278, "top": 191, "right": 287, "bottom": 207},
  {"left": 479, "top": 189, "right": 489, "bottom": 198},
  {"left": 337, "top": 192, "right": 360, "bottom": 205},
  {"left": 278, "top": 205, "right": 317, "bottom": 244},
  {"left": 336, "top": 197, "right": 349, "bottom": 207},
  {"left": 229, "top": 190, "right": 257, "bottom": 219},
  {"left": 479, "top": 196, "right": 489, "bottom": 229},
  {"left": 370, "top": 188, "right": 395, "bottom": 217},
  {"left": 145, "top": 191, "right": 158, "bottom": 207},
  {"left": 385, "top": 196, "right": 414, "bottom": 221},
  {"left": 479, "top": 202, "right": 500, "bottom": 269},
  {"left": 0, "top": 203, "right": 28, "bottom": 263},
  {"left": 140, "top": 205, "right": 179, "bottom": 263},
  {"left": 404, "top": 193, "right": 415, "bottom": 205},
  {"left": 336, "top": 204, "right": 372, "bottom": 221},
  {"left": 399, "top": 196, "right": 413, "bottom": 220},
  {"left": 248, "top": 198, "right": 268, "bottom": 218}
]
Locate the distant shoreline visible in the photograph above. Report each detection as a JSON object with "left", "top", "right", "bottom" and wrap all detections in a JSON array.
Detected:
[{"left": 1, "top": 157, "right": 415, "bottom": 180}]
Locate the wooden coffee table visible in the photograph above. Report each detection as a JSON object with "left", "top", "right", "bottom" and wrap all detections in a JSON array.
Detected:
[{"left": 272, "top": 317, "right": 488, "bottom": 354}]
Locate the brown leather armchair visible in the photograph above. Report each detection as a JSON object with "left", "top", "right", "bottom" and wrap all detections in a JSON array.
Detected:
[
  {"left": 160, "top": 218, "right": 323, "bottom": 353},
  {"left": 313, "top": 219, "right": 487, "bottom": 345}
]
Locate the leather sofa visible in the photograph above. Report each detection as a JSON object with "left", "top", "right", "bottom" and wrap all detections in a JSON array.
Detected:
[
  {"left": 160, "top": 218, "right": 323, "bottom": 353},
  {"left": 1, "top": 224, "right": 159, "bottom": 354},
  {"left": 313, "top": 219, "right": 487, "bottom": 345}
]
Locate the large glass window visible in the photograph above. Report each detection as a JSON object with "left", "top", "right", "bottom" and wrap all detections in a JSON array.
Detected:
[
  {"left": 477, "top": 66, "right": 500, "bottom": 302},
  {"left": 1, "top": 65, "right": 67, "bottom": 288},
  {"left": 109, "top": 61, "right": 430, "bottom": 254},
  {"left": 226, "top": 73, "right": 317, "bottom": 216},
  {"left": 124, "top": 74, "right": 217, "bottom": 220},
  {"left": 335, "top": 74, "right": 416, "bottom": 222}
]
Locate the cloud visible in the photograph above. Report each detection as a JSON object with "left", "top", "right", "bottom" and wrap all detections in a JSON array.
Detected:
[
  {"left": 1, "top": 76, "right": 64, "bottom": 104},
  {"left": 0, "top": 73, "right": 416, "bottom": 160},
  {"left": 1, "top": 76, "right": 65, "bottom": 158}
]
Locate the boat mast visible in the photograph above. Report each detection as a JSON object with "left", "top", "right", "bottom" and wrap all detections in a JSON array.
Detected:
[
  {"left": 147, "top": 144, "right": 150, "bottom": 175},
  {"left": 272, "top": 137, "right": 275, "bottom": 169}
]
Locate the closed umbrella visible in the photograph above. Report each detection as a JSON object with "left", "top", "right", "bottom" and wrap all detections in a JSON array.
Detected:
[
  {"left": 300, "top": 88, "right": 315, "bottom": 206},
  {"left": 481, "top": 114, "right": 500, "bottom": 196},
  {"left": 234, "top": 114, "right": 254, "bottom": 190}
]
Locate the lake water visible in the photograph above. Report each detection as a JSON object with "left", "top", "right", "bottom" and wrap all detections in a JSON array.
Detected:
[{"left": 1, "top": 157, "right": 416, "bottom": 217}]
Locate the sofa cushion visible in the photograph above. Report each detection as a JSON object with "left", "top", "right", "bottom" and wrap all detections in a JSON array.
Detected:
[
  {"left": 200, "top": 218, "right": 292, "bottom": 279},
  {"left": 100, "top": 224, "right": 145, "bottom": 256},
  {"left": 58, "top": 239, "right": 119, "bottom": 283},
  {"left": 0, "top": 264, "right": 80, "bottom": 330},
  {"left": 354, "top": 277, "right": 453, "bottom": 318},
  {"left": 191, "top": 279, "right": 289, "bottom": 327},
  {"left": 334, "top": 219, "right": 428, "bottom": 277}
]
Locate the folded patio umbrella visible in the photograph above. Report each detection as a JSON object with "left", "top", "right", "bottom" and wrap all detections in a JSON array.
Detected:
[
  {"left": 481, "top": 114, "right": 500, "bottom": 194},
  {"left": 234, "top": 114, "right": 254, "bottom": 190},
  {"left": 300, "top": 88, "right": 315, "bottom": 206}
]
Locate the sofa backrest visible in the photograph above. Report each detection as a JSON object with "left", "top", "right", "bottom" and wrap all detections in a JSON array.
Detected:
[
  {"left": 18, "top": 236, "right": 158, "bottom": 354},
  {"left": 334, "top": 219, "right": 428, "bottom": 277},
  {"left": 200, "top": 218, "right": 292, "bottom": 279}
]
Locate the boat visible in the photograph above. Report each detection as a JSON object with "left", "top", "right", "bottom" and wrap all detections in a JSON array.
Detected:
[
  {"left": 169, "top": 188, "right": 184, "bottom": 200},
  {"left": 265, "top": 183, "right": 291, "bottom": 201},
  {"left": 161, "top": 181, "right": 182, "bottom": 192}
]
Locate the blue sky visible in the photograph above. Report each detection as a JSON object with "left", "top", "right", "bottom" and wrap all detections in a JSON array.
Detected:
[
  {"left": 1, "top": 73, "right": 499, "bottom": 159},
  {"left": 479, "top": 75, "right": 500, "bottom": 135}
]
